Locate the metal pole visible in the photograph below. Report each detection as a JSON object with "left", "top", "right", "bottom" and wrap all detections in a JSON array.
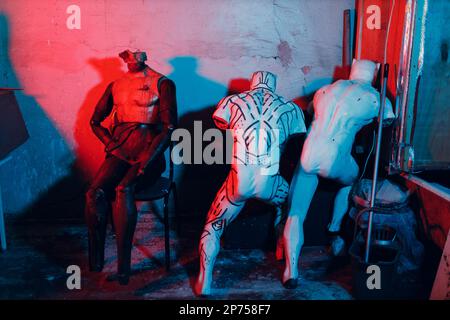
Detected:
[
  {"left": 356, "top": 0, "right": 364, "bottom": 60},
  {"left": 365, "top": 64, "right": 389, "bottom": 263},
  {"left": 343, "top": 10, "right": 352, "bottom": 67}
]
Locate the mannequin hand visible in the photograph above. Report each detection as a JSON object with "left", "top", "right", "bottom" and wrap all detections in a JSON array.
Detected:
[
  {"left": 137, "top": 154, "right": 153, "bottom": 176},
  {"left": 110, "top": 147, "right": 129, "bottom": 162},
  {"left": 105, "top": 137, "right": 120, "bottom": 153},
  {"left": 137, "top": 162, "right": 148, "bottom": 176},
  {"left": 105, "top": 139, "right": 128, "bottom": 161}
]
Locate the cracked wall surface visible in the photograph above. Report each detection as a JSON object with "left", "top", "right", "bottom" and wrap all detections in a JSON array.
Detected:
[{"left": 0, "top": 0, "right": 353, "bottom": 215}]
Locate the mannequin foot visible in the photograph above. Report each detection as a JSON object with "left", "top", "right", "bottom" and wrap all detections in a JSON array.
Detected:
[
  {"left": 194, "top": 276, "right": 211, "bottom": 297},
  {"left": 88, "top": 250, "right": 104, "bottom": 272},
  {"left": 329, "top": 233, "right": 346, "bottom": 257},
  {"left": 282, "top": 267, "right": 298, "bottom": 289},
  {"left": 282, "top": 278, "right": 298, "bottom": 289}
]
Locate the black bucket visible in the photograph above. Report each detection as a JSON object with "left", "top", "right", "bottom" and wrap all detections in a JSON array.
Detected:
[{"left": 349, "top": 234, "right": 400, "bottom": 299}]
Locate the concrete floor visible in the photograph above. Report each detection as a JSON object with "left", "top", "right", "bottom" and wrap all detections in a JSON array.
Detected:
[{"left": 0, "top": 210, "right": 353, "bottom": 300}]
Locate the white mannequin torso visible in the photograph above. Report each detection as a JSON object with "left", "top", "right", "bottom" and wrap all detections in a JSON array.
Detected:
[
  {"left": 213, "top": 87, "right": 305, "bottom": 199},
  {"left": 301, "top": 79, "right": 393, "bottom": 183}
]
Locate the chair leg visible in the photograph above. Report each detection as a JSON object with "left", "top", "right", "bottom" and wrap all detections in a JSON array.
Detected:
[
  {"left": 163, "top": 194, "right": 170, "bottom": 271},
  {"left": 172, "top": 183, "right": 180, "bottom": 235}
]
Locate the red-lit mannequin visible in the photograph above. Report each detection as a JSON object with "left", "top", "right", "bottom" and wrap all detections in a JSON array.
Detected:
[
  {"left": 282, "top": 60, "right": 394, "bottom": 288},
  {"left": 194, "top": 71, "right": 306, "bottom": 296},
  {"left": 85, "top": 50, "right": 177, "bottom": 285}
]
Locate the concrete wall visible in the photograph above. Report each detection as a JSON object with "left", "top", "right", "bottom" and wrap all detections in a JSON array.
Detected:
[{"left": 0, "top": 0, "right": 354, "bottom": 216}]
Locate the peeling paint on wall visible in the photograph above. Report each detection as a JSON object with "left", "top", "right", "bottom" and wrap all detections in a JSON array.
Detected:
[{"left": 277, "top": 40, "right": 293, "bottom": 67}]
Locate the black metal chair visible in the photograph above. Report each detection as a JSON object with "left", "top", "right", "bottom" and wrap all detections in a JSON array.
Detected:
[{"left": 134, "top": 143, "right": 178, "bottom": 271}]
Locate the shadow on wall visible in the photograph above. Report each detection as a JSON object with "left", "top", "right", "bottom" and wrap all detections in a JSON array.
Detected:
[
  {"left": 73, "top": 57, "right": 125, "bottom": 179},
  {"left": 0, "top": 14, "right": 85, "bottom": 220},
  {"left": 167, "top": 59, "right": 339, "bottom": 248},
  {"left": 0, "top": 14, "right": 87, "bottom": 272},
  {"left": 166, "top": 56, "right": 228, "bottom": 220}
]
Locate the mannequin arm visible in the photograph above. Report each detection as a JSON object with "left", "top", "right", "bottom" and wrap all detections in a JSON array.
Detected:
[
  {"left": 212, "top": 96, "right": 232, "bottom": 130},
  {"left": 90, "top": 82, "right": 114, "bottom": 147},
  {"left": 138, "top": 78, "right": 177, "bottom": 174}
]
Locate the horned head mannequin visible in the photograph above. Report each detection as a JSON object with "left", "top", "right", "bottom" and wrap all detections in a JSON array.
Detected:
[{"left": 119, "top": 49, "right": 148, "bottom": 73}]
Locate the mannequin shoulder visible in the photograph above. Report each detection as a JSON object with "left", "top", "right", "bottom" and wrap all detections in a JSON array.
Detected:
[
  {"left": 143, "top": 66, "right": 164, "bottom": 78},
  {"left": 158, "top": 77, "right": 176, "bottom": 90},
  {"left": 284, "top": 100, "right": 301, "bottom": 112},
  {"left": 217, "top": 94, "right": 236, "bottom": 108}
]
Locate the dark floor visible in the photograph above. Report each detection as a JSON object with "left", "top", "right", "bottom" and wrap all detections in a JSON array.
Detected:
[{"left": 0, "top": 207, "right": 355, "bottom": 300}]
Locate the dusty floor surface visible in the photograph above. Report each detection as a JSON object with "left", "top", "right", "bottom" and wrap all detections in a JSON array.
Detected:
[{"left": 0, "top": 210, "right": 353, "bottom": 300}]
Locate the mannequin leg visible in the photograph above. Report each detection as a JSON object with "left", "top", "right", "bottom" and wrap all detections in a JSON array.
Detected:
[
  {"left": 275, "top": 206, "right": 286, "bottom": 261},
  {"left": 264, "top": 174, "right": 289, "bottom": 261},
  {"left": 112, "top": 165, "right": 140, "bottom": 285},
  {"left": 335, "top": 157, "right": 359, "bottom": 187},
  {"left": 194, "top": 177, "right": 245, "bottom": 296},
  {"left": 327, "top": 158, "right": 358, "bottom": 256},
  {"left": 328, "top": 185, "right": 352, "bottom": 256},
  {"left": 329, "top": 185, "right": 352, "bottom": 232},
  {"left": 283, "top": 165, "right": 318, "bottom": 286},
  {"left": 85, "top": 156, "right": 129, "bottom": 272},
  {"left": 85, "top": 187, "right": 109, "bottom": 272}
]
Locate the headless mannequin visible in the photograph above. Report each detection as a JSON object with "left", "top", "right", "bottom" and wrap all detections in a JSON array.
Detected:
[
  {"left": 194, "top": 71, "right": 306, "bottom": 296},
  {"left": 85, "top": 50, "right": 177, "bottom": 285},
  {"left": 282, "top": 60, "right": 394, "bottom": 288}
]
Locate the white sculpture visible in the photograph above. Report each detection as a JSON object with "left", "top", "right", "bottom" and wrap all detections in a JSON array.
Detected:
[
  {"left": 282, "top": 59, "right": 395, "bottom": 288},
  {"left": 194, "top": 71, "right": 306, "bottom": 296}
]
